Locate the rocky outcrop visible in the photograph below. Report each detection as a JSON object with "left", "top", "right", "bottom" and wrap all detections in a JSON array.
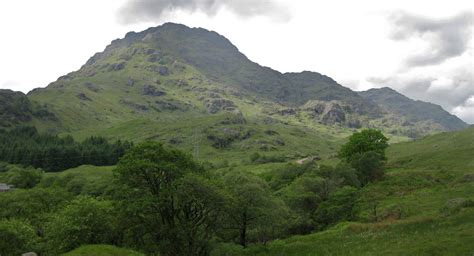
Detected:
[
  {"left": 205, "top": 98, "right": 237, "bottom": 114},
  {"left": 277, "top": 108, "right": 297, "bottom": 116},
  {"left": 303, "top": 100, "right": 347, "bottom": 125},
  {"left": 142, "top": 85, "right": 166, "bottom": 96},
  {"left": 108, "top": 62, "right": 126, "bottom": 71},
  {"left": 321, "top": 103, "right": 346, "bottom": 124},
  {"left": 119, "top": 99, "right": 149, "bottom": 111}
]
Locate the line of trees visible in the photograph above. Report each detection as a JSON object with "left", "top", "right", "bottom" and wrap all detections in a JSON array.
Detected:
[{"left": 0, "top": 126, "right": 132, "bottom": 171}]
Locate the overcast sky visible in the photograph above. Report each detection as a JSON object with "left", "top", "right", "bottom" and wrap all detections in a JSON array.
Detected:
[{"left": 0, "top": 0, "right": 472, "bottom": 123}]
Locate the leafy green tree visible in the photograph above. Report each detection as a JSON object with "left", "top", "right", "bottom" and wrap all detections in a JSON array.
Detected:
[
  {"left": 339, "top": 129, "right": 388, "bottom": 185},
  {"left": 312, "top": 186, "right": 358, "bottom": 228},
  {"left": 350, "top": 151, "right": 385, "bottom": 186},
  {"left": 45, "top": 196, "right": 116, "bottom": 254},
  {"left": 114, "top": 142, "right": 225, "bottom": 256},
  {"left": 222, "top": 171, "right": 288, "bottom": 247},
  {"left": 0, "top": 219, "right": 39, "bottom": 255},
  {"left": 339, "top": 129, "right": 389, "bottom": 161},
  {"left": 279, "top": 173, "right": 325, "bottom": 234}
]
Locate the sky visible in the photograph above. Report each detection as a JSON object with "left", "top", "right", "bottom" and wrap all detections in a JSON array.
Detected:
[{"left": 0, "top": 0, "right": 473, "bottom": 123}]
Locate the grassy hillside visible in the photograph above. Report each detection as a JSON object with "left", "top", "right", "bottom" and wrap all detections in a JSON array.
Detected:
[
  {"left": 387, "top": 126, "right": 474, "bottom": 170},
  {"left": 231, "top": 127, "right": 474, "bottom": 255}
]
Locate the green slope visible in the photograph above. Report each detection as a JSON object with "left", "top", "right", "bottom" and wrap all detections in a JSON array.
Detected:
[{"left": 236, "top": 127, "right": 474, "bottom": 255}]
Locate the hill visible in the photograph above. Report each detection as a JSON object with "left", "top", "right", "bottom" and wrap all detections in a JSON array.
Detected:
[
  {"left": 0, "top": 89, "right": 57, "bottom": 129},
  {"left": 359, "top": 87, "right": 467, "bottom": 132}
]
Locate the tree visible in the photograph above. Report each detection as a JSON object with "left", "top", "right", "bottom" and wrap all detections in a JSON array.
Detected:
[
  {"left": 222, "top": 171, "right": 288, "bottom": 247},
  {"left": 339, "top": 129, "right": 389, "bottom": 161},
  {"left": 114, "top": 142, "right": 225, "bottom": 255},
  {"left": 338, "top": 129, "right": 388, "bottom": 185},
  {"left": 45, "top": 196, "right": 116, "bottom": 254},
  {"left": 312, "top": 186, "right": 358, "bottom": 229},
  {"left": 350, "top": 151, "right": 384, "bottom": 186}
]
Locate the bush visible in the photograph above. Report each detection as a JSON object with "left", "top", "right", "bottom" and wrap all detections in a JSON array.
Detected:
[
  {"left": 45, "top": 196, "right": 116, "bottom": 254},
  {"left": 6, "top": 165, "right": 43, "bottom": 188},
  {"left": 0, "top": 219, "right": 39, "bottom": 255}
]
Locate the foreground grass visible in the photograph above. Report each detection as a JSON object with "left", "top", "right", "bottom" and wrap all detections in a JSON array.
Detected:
[
  {"left": 251, "top": 208, "right": 474, "bottom": 256},
  {"left": 63, "top": 245, "right": 144, "bottom": 256}
]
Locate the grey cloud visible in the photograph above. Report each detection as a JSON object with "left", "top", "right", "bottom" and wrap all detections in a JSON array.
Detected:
[
  {"left": 389, "top": 11, "right": 473, "bottom": 67},
  {"left": 117, "top": 0, "right": 291, "bottom": 24}
]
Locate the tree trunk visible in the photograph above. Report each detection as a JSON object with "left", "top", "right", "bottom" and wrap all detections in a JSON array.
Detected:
[{"left": 239, "top": 211, "right": 247, "bottom": 248}]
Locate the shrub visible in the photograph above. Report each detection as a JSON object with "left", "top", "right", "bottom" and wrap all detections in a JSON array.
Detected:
[
  {"left": 0, "top": 219, "right": 39, "bottom": 255},
  {"left": 45, "top": 196, "right": 116, "bottom": 254}
]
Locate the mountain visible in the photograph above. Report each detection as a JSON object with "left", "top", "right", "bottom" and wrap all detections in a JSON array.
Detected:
[
  {"left": 18, "top": 22, "right": 466, "bottom": 154},
  {"left": 0, "top": 89, "right": 57, "bottom": 129},
  {"left": 359, "top": 87, "right": 467, "bottom": 131}
]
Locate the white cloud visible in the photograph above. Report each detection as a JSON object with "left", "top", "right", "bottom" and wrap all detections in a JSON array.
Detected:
[{"left": 453, "top": 96, "right": 474, "bottom": 123}]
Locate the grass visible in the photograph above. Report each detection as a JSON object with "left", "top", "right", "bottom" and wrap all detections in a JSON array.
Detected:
[
  {"left": 219, "top": 126, "right": 474, "bottom": 256},
  {"left": 253, "top": 208, "right": 474, "bottom": 256},
  {"left": 63, "top": 245, "right": 144, "bottom": 256}
]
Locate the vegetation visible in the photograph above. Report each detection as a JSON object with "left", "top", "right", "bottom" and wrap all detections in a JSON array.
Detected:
[
  {"left": 0, "top": 126, "right": 131, "bottom": 171},
  {"left": 0, "top": 124, "right": 472, "bottom": 255}
]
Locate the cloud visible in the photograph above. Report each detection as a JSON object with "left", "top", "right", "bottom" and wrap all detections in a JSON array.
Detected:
[
  {"left": 389, "top": 11, "right": 473, "bottom": 67},
  {"left": 117, "top": 0, "right": 291, "bottom": 24},
  {"left": 365, "top": 50, "right": 474, "bottom": 123},
  {"left": 364, "top": 11, "right": 474, "bottom": 124},
  {"left": 453, "top": 96, "right": 474, "bottom": 124}
]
